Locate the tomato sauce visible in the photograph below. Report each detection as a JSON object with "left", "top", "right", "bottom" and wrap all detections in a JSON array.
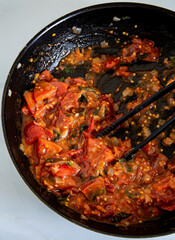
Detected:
[{"left": 20, "top": 37, "right": 175, "bottom": 226}]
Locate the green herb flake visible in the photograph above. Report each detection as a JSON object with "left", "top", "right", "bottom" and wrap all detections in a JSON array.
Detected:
[
  {"left": 126, "top": 190, "right": 134, "bottom": 199},
  {"left": 64, "top": 65, "right": 75, "bottom": 74},
  {"left": 134, "top": 83, "right": 144, "bottom": 89},
  {"left": 118, "top": 159, "right": 124, "bottom": 163},
  {"left": 80, "top": 172, "right": 84, "bottom": 181},
  {"left": 57, "top": 197, "right": 67, "bottom": 201},
  {"left": 78, "top": 86, "right": 97, "bottom": 93},
  {"left": 121, "top": 16, "right": 131, "bottom": 20},
  {"left": 53, "top": 130, "right": 61, "bottom": 142},
  {"left": 126, "top": 163, "right": 133, "bottom": 172},
  {"left": 139, "top": 92, "right": 144, "bottom": 99},
  {"left": 70, "top": 133, "right": 76, "bottom": 138},
  {"left": 79, "top": 123, "right": 88, "bottom": 134},
  {"left": 46, "top": 158, "right": 54, "bottom": 162},
  {"left": 79, "top": 108, "right": 86, "bottom": 116},
  {"left": 128, "top": 155, "right": 135, "bottom": 162},
  {"left": 53, "top": 136, "right": 60, "bottom": 142},
  {"left": 89, "top": 175, "right": 96, "bottom": 180},
  {"left": 64, "top": 113, "right": 71, "bottom": 117},
  {"left": 94, "top": 109, "right": 100, "bottom": 115},
  {"left": 139, "top": 83, "right": 144, "bottom": 88},
  {"left": 59, "top": 76, "right": 65, "bottom": 82},
  {"left": 53, "top": 130, "right": 60, "bottom": 135},
  {"left": 67, "top": 160, "right": 72, "bottom": 166},
  {"left": 170, "top": 56, "right": 175, "bottom": 68}
]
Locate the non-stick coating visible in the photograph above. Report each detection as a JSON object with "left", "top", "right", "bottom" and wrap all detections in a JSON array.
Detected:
[{"left": 2, "top": 3, "right": 175, "bottom": 237}]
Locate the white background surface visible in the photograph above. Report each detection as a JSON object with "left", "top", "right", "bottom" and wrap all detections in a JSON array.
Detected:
[{"left": 1, "top": 0, "right": 175, "bottom": 240}]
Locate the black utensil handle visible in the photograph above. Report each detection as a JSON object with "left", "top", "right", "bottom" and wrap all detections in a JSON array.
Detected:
[
  {"left": 123, "top": 114, "right": 175, "bottom": 161},
  {"left": 96, "top": 81, "right": 175, "bottom": 138}
]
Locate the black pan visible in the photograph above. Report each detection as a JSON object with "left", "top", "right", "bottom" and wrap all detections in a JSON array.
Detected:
[{"left": 2, "top": 3, "right": 175, "bottom": 237}]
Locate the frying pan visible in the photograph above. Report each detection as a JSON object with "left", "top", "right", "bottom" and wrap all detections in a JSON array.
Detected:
[{"left": 2, "top": 3, "right": 175, "bottom": 237}]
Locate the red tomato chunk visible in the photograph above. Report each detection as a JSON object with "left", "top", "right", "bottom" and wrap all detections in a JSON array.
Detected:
[{"left": 24, "top": 122, "right": 45, "bottom": 144}]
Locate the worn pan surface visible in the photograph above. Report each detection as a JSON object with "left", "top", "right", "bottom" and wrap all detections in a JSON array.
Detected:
[{"left": 2, "top": 3, "right": 175, "bottom": 237}]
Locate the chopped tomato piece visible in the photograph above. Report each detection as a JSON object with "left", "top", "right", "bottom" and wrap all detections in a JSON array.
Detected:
[
  {"left": 102, "top": 57, "right": 120, "bottom": 69},
  {"left": 84, "top": 133, "right": 114, "bottom": 163},
  {"left": 86, "top": 118, "right": 95, "bottom": 134},
  {"left": 114, "top": 139, "right": 131, "bottom": 159},
  {"left": 126, "top": 88, "right": 150, "bottom": 112},
  {"left": 99, "top": 94, "right": 115, "bottom": 117},
  {"left": 113, "top": 147, "right": 123, "bottom": 159},
  {"left": 72, "top": 77, "right": 88, "bottom": 85},
  {"left": 51, "top": 163, "right": 80, "bottom": 177},
  {"left": 33, "top": 104, "right": 48, "bottom": 119},
  {"left": 34, "top": 81, "right": 57, "bottom": 103},
  {"left": 44, "top": 128, "right": 53, "bottom": 140},
  {"left": 83, "top": 133, "right": 115, "bottom": 176},
  {"left": 55, "top": 110, "right": 72, "bottom": 130},
  {"left": 151, "top": 153, "right": 168, "bottom": 174},
  {"left": 54, "top": 176, "right": 77, "bottom": 190},
  {"left": 101, "top": 203, "right": 116, "bottom": 218},
  {"left": 24, "top": 91, "right": 36, "bottom": 114},
  {"left": 50, "top": 81, "right": 68, "bottom": 96},
  {"left": 104, "top": 178, "right": 115, "bottom": 193},
  {"left": 159, "top": 201, "right": 175, "bottom": 211},
  {"left": 143, "top": 46, "right": 159, "bottom": 62},
  {"left": 36, "top": 138, "right": 62, "bottom": 159},
  {"left": 59, "top": 148, "right": 83, "bottom": 158},
  {"left": 38, "top": 70, "right": 53, "bottom": 81},
  {"left": 121, "top": 38, "right": 159, "bottom": 63},
  {"left": 66, "top": 193, "right": 87, "bottom": 212},
  {"left": 96, "top": 195, "right": 118, "bottom": 205},
  {"left": 152, "top": 174, "right": 175, "bottom": 211},
  {"left": 82, "top": 177, "right": 105, "bottom": 200},
  {"left": 115, "top": 66, "right": 132, "bottom": 77},
  {"left": 64, "top": 77, "right": 87, "bottom": 86},
  {"left": 21, "top": 105, "right": 29, "bottom": 115},
  {"left": 121, "top": 41, "right": 140, "bottom": 62},
  {"left": 60, "top": 91, "right": 81, "bottom": 112},
  {"left": 24, "top": 122, "right": 46, "bottom": 144},
  {"left": 142, "top": 139, "right": 159, "bottom": 156},
  {"left": 140, "top": 39, "right": 159, "bottom": 62},
  {"left": 33, "top": 100, "right": 58, "bottom": 119}
]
